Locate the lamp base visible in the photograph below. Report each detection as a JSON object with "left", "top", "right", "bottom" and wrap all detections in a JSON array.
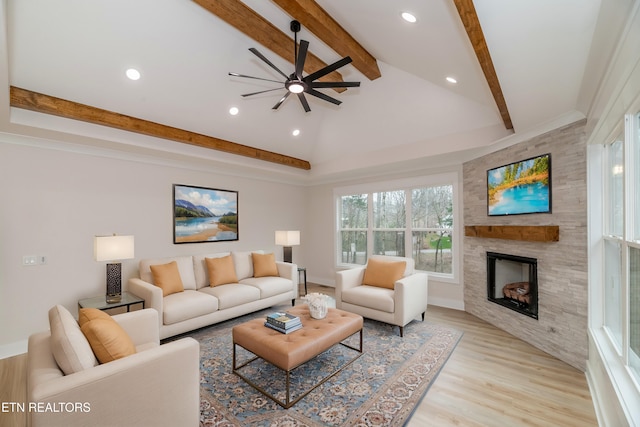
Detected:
[
  {"left": 106, "top": 262, "right": 122, "bottom": 304},
  {"left": 283, "top": 246, "right": 293, "bottom": 263},
  {"left": 106, "top": 294, "right": 122, "bottom": 304}
]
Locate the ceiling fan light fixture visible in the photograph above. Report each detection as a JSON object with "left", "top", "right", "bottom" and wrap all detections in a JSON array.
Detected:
[
  {"left": 287, "top": 82, "right": 305, "bottom": 93},
  {"left": 229, "top": 20, "right": 360, "bottom": 112}
]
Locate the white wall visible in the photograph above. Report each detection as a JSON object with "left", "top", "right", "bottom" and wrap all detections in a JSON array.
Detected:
[{"left": 0, "top": 135, "right": 307, "bottom": 357}]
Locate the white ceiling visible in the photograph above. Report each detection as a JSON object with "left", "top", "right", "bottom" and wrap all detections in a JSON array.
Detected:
[{"left": 0, "top": 0, "right": 603, "bottom": 183}]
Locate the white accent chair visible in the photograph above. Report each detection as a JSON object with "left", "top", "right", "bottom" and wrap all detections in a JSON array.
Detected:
[
  {"left": 335, "top": 255, "right": 428, "bottom": 337},
  {"left": 27, "top": 308, "right": 200, "bottom": 427}
]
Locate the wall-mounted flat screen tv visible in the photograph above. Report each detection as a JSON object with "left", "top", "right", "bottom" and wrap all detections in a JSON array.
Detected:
[{"left": 487, "top": 153, "right": 551, "bottom": 216}]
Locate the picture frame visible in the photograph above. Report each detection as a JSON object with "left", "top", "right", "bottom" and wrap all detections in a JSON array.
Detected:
[
  {"left": 173, "top": 184, "right": 238, "bottom": 243},
  {"left": 487, "top": 153, "right": 551, "bottom": 216}
]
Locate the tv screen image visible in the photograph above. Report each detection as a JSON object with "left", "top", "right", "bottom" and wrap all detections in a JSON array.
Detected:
[{"left": 487, "top": 153, "right": 551, "bottom": 216}]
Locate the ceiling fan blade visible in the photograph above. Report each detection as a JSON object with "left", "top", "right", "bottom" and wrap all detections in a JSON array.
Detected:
[
  {"left": 272, "top": 91, "right": 291, "bottom": 110},
  {"left": 297, "top": 92, "right": 311, "bottom": 112},
  {"left": 309, "top": 81, "right": 360, "bottom": 89},
  {"left": 228, "top": 72, "right": 284, "bottom": 84},
  {"left": 241, "top": 87, "right": 285, "bottom": 97},
  {"left": 295, "top": 40, "right": 309, "bottom": 79},
  {"left": 249, "top": 48, "right": 289, "bottom": 80},
  {"left": 306, "top": 88, "right": 342, "bottom": 106},
  {"left": 304, "top": 56, "right": 353, "bottom": 83}
]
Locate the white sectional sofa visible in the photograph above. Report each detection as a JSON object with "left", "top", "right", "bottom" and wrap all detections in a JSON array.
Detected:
[{"left": 128, "top": 251, "right": 298, "bottom": 339}]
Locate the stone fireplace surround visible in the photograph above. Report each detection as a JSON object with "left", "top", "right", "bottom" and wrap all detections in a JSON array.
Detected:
[{"left": 462, "top": 120, "right": 588, "bottom": 371}]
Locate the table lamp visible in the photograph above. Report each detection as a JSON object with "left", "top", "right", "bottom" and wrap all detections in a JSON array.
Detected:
[
  {"left": 275, "top": 230, "right": 300, "bottom": 263},
  {"left": 94, "top": 234, "right": 135, "bottom": 303}
]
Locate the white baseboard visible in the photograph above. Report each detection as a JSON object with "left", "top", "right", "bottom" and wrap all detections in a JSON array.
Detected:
[
  {"left": 428, "top": 297, "right": 465, "bottom": 311},
  {"left": 306, "top": 276, "right": 335, "bottom": 288},
  {"left": 0, "top": 340, "right": 28, "bottom": 360}
]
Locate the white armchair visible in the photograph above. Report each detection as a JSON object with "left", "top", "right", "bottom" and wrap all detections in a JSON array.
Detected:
[
  {"left": 335, "top": 255, "right": 428, "bottom": 337},
  {"left": 27, "top": 308, "right": 200, "bottom": 427}
]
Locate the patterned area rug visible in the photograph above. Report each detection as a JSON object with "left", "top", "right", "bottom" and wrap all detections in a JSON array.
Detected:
[{"left": 182, "top": 308, "right": 462, "bottom": 426}]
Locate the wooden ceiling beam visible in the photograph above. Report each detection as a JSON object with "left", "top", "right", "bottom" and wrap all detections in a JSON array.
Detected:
[
  {"left": 193, "top": 0, "right": 346, "bottom": 91},
  {"left": 453, "top": 0, "right": 513, "bottom": 130},
  {"left": 270, "top": 0, "right": 381, "bottom": 80},
  {"left": 9, "top": 86, "right": 311, "bottom": 170}
]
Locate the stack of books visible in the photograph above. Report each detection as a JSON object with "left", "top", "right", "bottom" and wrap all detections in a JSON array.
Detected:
[{"left": 265, "top": 312, "right": 302, "bottom": 334}]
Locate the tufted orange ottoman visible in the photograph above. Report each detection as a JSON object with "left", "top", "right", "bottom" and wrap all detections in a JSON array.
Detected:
[{"left": 232, "top": 305, "right": 363, "bottom": 408}]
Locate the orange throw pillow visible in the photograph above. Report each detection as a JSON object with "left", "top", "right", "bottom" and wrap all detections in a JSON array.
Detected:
[
  {"left": 150, "top": 261, "right": 184, "bottom": 296},
  {"left": 78, "top": 307, "right": 111, "bottom": 325},
  {"left": 205, "top": 255, "right": 239, "bottom": 286},
  {"left": 79, "top": 308, "right": 136, "bottom": 364},
  {"left": 252, "top": 252, "right": 279, "bottom": 277},
  {"left": 362, "top": 258, "right": 407, "bottom": 289}
]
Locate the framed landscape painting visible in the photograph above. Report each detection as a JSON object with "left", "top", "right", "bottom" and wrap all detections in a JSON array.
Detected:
[
  {"left": 487, "top": 153, "right": 551, "bottom": 216},
  {"left": 173, "top": 184, "right": 238, "bottom": 243}
]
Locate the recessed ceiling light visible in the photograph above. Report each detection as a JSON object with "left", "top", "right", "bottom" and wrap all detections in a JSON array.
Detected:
[
  {"left": 229, "top": 107, "right": 239, "bottom": 116},
  {"left": 401, "top": 12, "right": 417, "bottom": 23},
  {"left": 292, "top": 129, "right": 300, "bottom": 136},
  {"left": 446, "top": 76, "right": 458, "bottom": 84},
  {"left": 125, "top": 68, "right": 141, "bottom": 80}
]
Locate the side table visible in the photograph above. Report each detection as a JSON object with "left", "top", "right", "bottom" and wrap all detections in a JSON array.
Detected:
[
  {"left": 78, "top": 291, "right": 145, "bottom": 313},
  {"left": 298, "top": 267, "right": 307, "bottom": 295}
]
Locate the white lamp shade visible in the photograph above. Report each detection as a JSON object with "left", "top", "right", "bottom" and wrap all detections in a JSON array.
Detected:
[
  {"left": 94, "top": 235, "right": 135, "bottom": 261},
  {"left": 275, "top": 230, "right": 300, "bottom": 246}
]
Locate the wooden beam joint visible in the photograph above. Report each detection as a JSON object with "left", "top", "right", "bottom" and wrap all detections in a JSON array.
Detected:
[
  {"left": 270, "top": 0, "right": 381, "bottom": 80},
  {"left": 193, "top": 0, "right": 347, "bottom": 91}
]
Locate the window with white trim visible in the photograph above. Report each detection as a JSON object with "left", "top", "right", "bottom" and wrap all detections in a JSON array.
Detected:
[
  {"left": 602, "top": 112, "right": 640, "bottom": 383},
  {"left": 336, "top": 174, "right": 457, "bottom": 278}
]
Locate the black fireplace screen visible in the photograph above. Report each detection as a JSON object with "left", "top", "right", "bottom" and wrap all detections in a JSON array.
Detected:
[{"left": 487, "top": 252, "right": 538, "bottom": 319}]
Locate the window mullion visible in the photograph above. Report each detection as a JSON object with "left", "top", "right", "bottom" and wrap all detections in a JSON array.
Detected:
[
  {"left": 406, "top": 189, "right": 413, "bottom": 261},
  {"left": 367, "top": 193, "right": 373, "bottom": 259},
  {"left": 625, "top": 114, "right": 631, "bottom": 242},
  {"left": 623, "top": 114, "right": 633, "bottom": 365}
]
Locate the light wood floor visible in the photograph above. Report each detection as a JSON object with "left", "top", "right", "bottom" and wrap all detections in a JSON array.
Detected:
[
  {"left": 0, "top": 351, "right": 27, "bottom": 427},
  {"left": 316, "top": 284, "right": 598, "bottom": 427},
  {"left": 0, "top": 283, "right": 598, "bottom": 427}
]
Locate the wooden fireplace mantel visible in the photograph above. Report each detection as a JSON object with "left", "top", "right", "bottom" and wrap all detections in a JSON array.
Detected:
[{"left": 464, "top": 225, "right": 559, "bottom": 242}]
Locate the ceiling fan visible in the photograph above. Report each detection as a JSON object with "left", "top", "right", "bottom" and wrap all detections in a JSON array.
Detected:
[{"left": 229, "top": 20, "right": 360, "bottom": 112}]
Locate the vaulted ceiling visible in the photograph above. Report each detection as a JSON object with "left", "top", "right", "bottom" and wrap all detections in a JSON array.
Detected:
[{"left": 0, "top": 0, "right": 603, "bottom": 183}]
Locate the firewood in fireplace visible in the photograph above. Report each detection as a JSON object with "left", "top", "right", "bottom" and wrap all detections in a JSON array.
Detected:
[{"left": 502, "top": 281, "right": 531, "bottom": 305}]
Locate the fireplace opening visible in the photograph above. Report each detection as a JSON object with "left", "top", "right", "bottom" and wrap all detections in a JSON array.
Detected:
[{"left": 487, "top": 252, "right": 538, "bottom": 319}]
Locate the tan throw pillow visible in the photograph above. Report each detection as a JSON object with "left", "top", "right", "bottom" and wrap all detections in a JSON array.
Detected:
[
  {"left": 150, "top": 261, "right": 184, "bottom": 296},
  {"left": 205, "top": 255, "right": 239, "bottom": 286},
  {"left": 252, "top": 252, "right": 278, "bottom": 278},
  {"left": 80, "top": 309, "right": 137, "bottom": 364},
  {"left": 362, "top": 258, "right": 407, "bottom": 289},
  {"left": 78, "top": 307, "right": 111, "bottom": 325}
]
